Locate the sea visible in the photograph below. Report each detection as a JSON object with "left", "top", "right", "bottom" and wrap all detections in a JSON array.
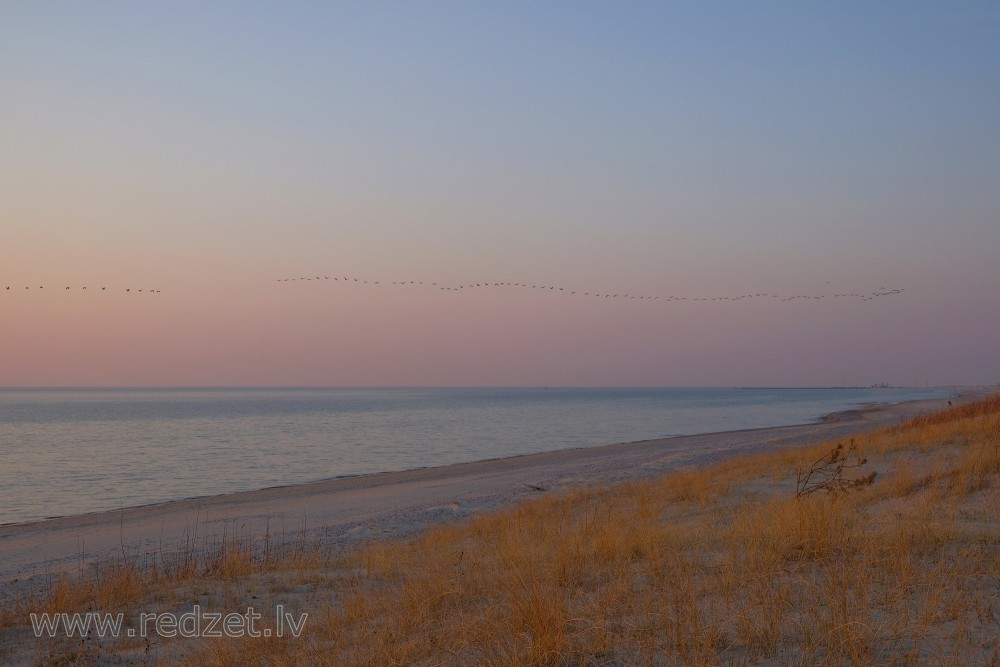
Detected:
[{"left": 0, "top": 387, "right": 951, "bottom": 525}]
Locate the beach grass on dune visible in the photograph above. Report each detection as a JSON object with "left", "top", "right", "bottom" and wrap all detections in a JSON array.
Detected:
[{"left": 3, "top": 394, "right": 1000, "bottom": 665}]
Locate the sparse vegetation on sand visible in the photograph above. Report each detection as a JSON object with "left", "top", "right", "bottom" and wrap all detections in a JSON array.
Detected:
[{"left": 4, "top": 394, "right": 1000, "bottom": 665}]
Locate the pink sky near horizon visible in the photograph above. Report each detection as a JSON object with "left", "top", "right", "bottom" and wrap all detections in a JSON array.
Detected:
[
  {"left": 1, "top": 265, "right": 990, "bottom": 388},
  {"left": 2, "top": 3, "right": 999, "bottom": 388}
]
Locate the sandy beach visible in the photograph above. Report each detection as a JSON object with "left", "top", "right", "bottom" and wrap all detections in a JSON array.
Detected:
[{"left": 0, "top": 392, "right": 971, "bottom": 590}]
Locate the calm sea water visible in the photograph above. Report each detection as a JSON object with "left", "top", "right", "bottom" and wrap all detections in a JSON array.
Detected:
[{"left": 0, "top": 387, "right": 950, "bottom": 525}]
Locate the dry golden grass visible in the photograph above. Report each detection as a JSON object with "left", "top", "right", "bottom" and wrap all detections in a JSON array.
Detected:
[{"left": 3, "top": 393, "right": 1000, "bottom": 665}]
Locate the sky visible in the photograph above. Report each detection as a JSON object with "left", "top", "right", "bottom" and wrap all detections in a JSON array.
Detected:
[{"left": 1, "top": 1, "right": 998, "bottom": 387}]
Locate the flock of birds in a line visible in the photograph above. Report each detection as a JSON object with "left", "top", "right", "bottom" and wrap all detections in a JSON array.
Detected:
[
  {"left": 4, "top": 286, "right": 161, "bottom": 293},
  {"left": 2, "top": 278, "right": 907, "bottom": 304},
  {"left": 276, "top": 276, "right": 905, "bottom": 303}
]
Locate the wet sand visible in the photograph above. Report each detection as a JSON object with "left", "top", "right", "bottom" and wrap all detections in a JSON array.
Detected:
[{"left": 0, "top": 393, "right": 972, "bottom": 587}]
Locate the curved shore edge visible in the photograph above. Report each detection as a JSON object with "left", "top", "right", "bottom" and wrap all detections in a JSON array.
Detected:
[{"left": 0, "top": 391, "right": 981, "bottom": 585}]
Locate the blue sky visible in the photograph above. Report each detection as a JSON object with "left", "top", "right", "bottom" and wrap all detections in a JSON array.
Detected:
[{"left": 2, "top": 2, "right": 999, "bottom": 386}]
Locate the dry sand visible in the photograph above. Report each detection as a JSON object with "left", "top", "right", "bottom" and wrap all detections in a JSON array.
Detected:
[{"left": 0, "top": 393, "right": 974, "bottom": 591}]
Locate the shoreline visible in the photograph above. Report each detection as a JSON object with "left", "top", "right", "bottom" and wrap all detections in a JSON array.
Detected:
[
  {"left": 0, "top": 391, "right": 954, "bottom": 528},
  {"left": 0, "top": 392, "right": 977, "bottom": 586},
  {"left": 1, "top": 403, "right": 895, "bottom": 527},
  {"left": 0, "top": 397, "right": 932, "bottom": 528}
]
